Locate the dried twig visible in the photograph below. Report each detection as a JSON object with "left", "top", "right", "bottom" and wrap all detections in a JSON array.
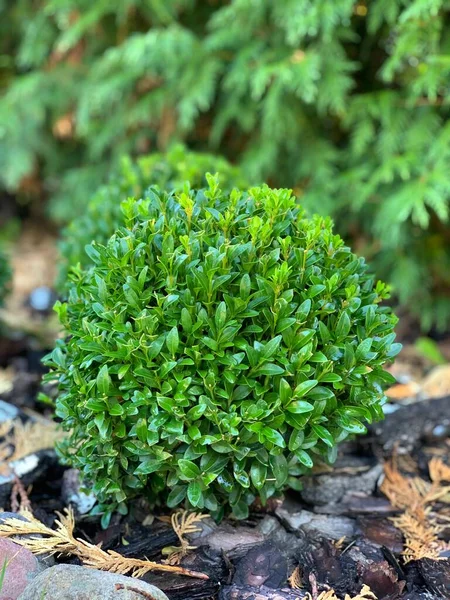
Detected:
[
  {"left": 0, "top": 508, "right": 208, "bottom": 580},
  {"left": 10, "top": 474, "right": 31, "bottom": 513},
  {"left": 288, "top": 565, "right": 302, "bottom": 589},
  {"left": 160, "top": 510, "right": 208, "bottom": 565},
  {"left": 381, "top": 456, "right": 450, "bottom": 562},
  {"left": 305, "top": 584, "right": 377, "bottom": 600}
]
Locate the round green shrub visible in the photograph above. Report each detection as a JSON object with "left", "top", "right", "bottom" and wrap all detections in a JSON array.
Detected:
[
  {"left": 45, "top": 176, "right": 400, "bottom": 525},
  {"left": 57, "top": 145, "right": 248, "bottom": 288}
]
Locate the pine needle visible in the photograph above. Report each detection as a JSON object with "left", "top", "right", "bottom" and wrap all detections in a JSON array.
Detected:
[
  {"left": 332, "top": 536, "right": 347, "bottom": 550},
  {"left": 160, "top": 510, "right": 209, "bottom": 565},
  {"left": 288, "top": 565, "right": 302, "bottom": 589},
  {"left": 305, "top": 584, "right": 377, "bottom": 600},
  {"left": 381, "top": 456, "right": 450, "bottom": 562},
  {"left": 429, "top": 456, "right": 450, "bottom": 485},
  {"left": 0, "top": 508, "right": 208, "bottom": 580}
]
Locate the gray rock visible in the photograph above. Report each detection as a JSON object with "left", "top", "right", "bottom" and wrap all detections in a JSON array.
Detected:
[
  {"left": 276, "top": 506, "right": 356, "bottom": 540},
  {"left": 256, "top": 515, "right": 282, "bottom": 537},
  {"left": 185, "top": 516, "right": 217, "bottom": 542},
  {"left": 28, "top": 286, "right": 55, "bottom": 312},
  {"left": 0, "top": 511, "right": 55, "bottom": 568},
  {"left": 0, "top": 398, "right": 19, "bottom": 421},
  {"left": 300, "top": 461, "right": 383, "bottom": 506},
  {"left": 0, "top": 511, "right": 29, "bottom": 524},
  {"left": 201, "top": 524, "right": 264, "bottom": 556},
  {"left": 0, "top": 538, "right": 47, "bottom": 599},
  {"left": 62, "top": 469, "right": 96, "bottom": 515},
  {"left": 18, "top": 564, "right": 169, "bottom": 600}
]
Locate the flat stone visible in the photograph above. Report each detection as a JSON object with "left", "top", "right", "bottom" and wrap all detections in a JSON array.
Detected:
[
  {"left": 256, "top": 515, "right": 282, "bottom": 537},
  {"left": 276, "top": 506, "right": 356, "bottom": 540},
  {"left": 0, "top": 538, "right": 46, "bottom": 599},
  {"left": 300, "top": 461, "right": 383, "bottom": 507},
  {"left": 201, "top": 524, "right": 264, "bottom": 555},
  {"left": 18, "top": 564, "right": 169, "bottom": 600}
]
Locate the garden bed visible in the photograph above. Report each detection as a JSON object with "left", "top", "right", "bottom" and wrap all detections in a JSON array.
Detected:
[{"left": 0, "top": 326, "right": 449, "bottom": 599}]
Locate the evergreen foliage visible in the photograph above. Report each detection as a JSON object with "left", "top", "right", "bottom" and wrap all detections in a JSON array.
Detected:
[
  {"left": 1, "top": 0, "right": 449, "bottom": 328},
  {"left": 43, "top": 178, "right": 399, "bottom": 524},
  {"left": 58, "top": 145, "right": 248, "bottom": 286},
  {"left": 0, "top": 249, "right": 11, "bottom": 307}
]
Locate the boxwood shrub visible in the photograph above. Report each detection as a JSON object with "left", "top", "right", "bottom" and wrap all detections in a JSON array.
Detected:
[
  {"left": 45, "top": 177, "right": 400, "bottom": 525},
  {"left": 57, "top": 145, "right": 248, "bottom": 287}
]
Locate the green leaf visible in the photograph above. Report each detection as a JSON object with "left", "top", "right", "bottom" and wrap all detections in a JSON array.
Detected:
[
  {"left": 269, "top": 454, "right": 288, "bottom": 487},
  {"left": 262, "top": 427, "right": 285, "bottom": 448},
  {"left": 336, "top": 311, "right": 351, "bottom": 339},
  {"left": 178, "top": 459, "right": 201, "bottom": 480},
  {"left": 135, "top": 459, "right": 163, "bottom": 475},
  {"left": 181, "top": 308, "right": 193, "bottom": 333},
  {"left": 288, "top": 429, "right": 305, "bottom": 451},
  {"left": 231, "top": 500, "right": 249, "bottom": 519},
  {"left": 108, "top": 401, "right": 124, "bottom": 416},
  {"left": 255, "top": 363, "right": 285, "bottom": 376},
  {"left": 86, "top": 399, "right": 107, "bottom": 412},
  {"left": 97, "top": 365, "right": 111, "bottom": 395},
  {"left": 337, "top": 415, "right": 367, "bottom": 434},
  {"left": 250, "top": 462, "right": 267, "bottom": 490},
  {"left": 233, "top": 464, "right": 250, "bottom": 488},
  {"left": 279, "top": 378, "right": 292, "bottom": 404},
  {"left": 311, "top": 424, "right": 334, "bottom": 448},
  {"left": 296, "top": 449, "right": 313, "bottom": 468},
  {"left": 188, "top": 425, "right": 201, "bottom": 440},
  {"left": 355, "top": 338, "right": 373, "bottom": 361},
  {"left": 187, "top": 404, "right": 207, "bottom": 420},
  {"left": 187, "top": 481, "right": 202, "bottom": 506},
  {"left": 261, "top": 335, "right": 282, "bottom": 359},
  {"left": 166, "top": 327, "right": 179, "bottom": 356},
  {"left": 310, "top": 351, "right": 328, "bottom": 363},
  {"left": 307, "top": 284, "right": 326, "bottom": 298},
  {"left": 240, "top": 274, "right": 251, "bottom": 299},
  {"left": 215, "top": 301, "right": 227, "bottom": 329},
  {"left": 294, "top": 379, "right": 318, "bottom": 397},
  {"left": 286, "top": 400, "right": 314, "bottom": 414},
  {"left": 148, "top": 336, "right": 165, "bottom": 359},
  {"left": 94, "top": 413, "right": 109, "bottom": 438},
  {"left": 167, "top": 485, "right": 186, "bottom": 508}
]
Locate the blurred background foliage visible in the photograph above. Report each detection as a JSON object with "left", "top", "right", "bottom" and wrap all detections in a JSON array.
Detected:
[{"left": 0, "top": 0, "right": 449, "bottom": 331}]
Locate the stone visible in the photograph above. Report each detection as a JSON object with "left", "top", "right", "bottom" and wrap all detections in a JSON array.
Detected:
[
  {"left": 256, "top": 515, "right": 282, "bottom": 537},
  {"left": 300, "top": 460, "right": 383, "bottom": 507},
  {"left": 28, "top": 286, "right": 55, "bottom": 313},
  {"left": 200, "top": 524, "right": 264, "bottom": 557},
  {"left": 0, "top": 538, "right": 46, "bottom": 599},
  {"left": 0, "top": 511, "right": 55, "bottom": 569},
  {"left": 421, "top": 365, "right": 450, "bottom": 400},
  {"left": 61, "top": 469, "right": 96, "bottom": 515},
  {"left": 18, "top": 564, "right": 169, "bottom": 600},
  {"left": 185, "top": 516, "right": 217, "bottom": 542},
  {"left": 276, "top": 506, "right": 356, "bottom": 540},
  {"left": 0, "top": 399, "right": 18, "bottom": 422}
]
